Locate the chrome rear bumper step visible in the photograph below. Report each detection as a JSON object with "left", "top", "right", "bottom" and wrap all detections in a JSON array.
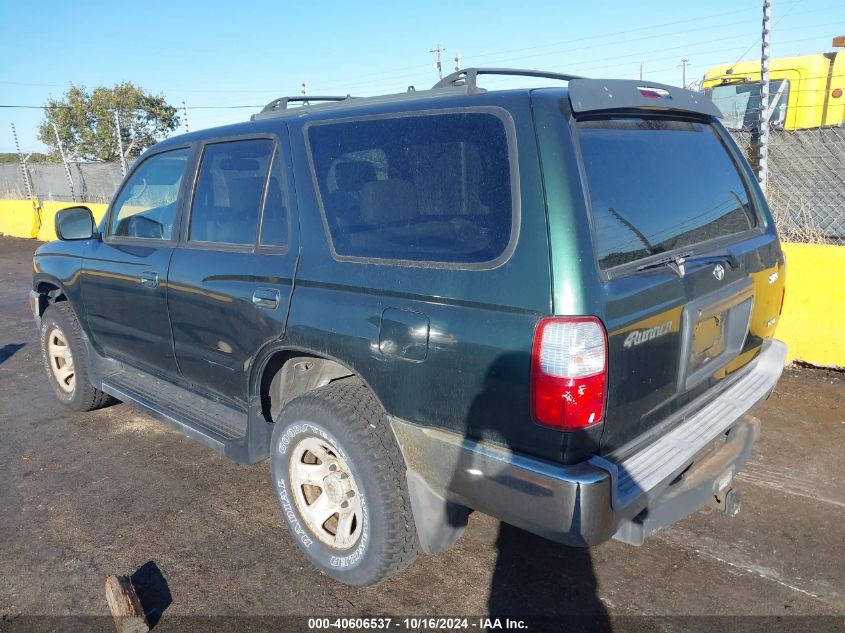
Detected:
[{"left": 590, "top": 340, "right": 788, "bottom": 511}]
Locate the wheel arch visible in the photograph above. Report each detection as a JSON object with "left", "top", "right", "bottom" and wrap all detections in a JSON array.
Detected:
[
  {"left": 32, "top": 276, "right": 70, "bottom": 317},
  {"left": 250, "top": 343, "right": 385, "bottom": 425}
]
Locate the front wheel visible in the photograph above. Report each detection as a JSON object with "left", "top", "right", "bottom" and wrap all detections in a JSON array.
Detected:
[
  {"left": 40, "top": 302, "right": 116, "bottom": 412},
  {"left": 270, "top": 379, "right": 419, "bottom": 586}
]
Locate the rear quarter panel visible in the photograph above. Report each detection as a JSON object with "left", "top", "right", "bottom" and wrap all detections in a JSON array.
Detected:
[{"left": 284, "top": 91, "right": 597, "bottom": 463}]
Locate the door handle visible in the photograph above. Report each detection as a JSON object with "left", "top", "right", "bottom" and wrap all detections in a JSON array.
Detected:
[
  {"left": 252, "top": 288, "right": 280, "bottom": 309},
  {"left": 139, "top": 271, "right": 159, "bottom": 289}
]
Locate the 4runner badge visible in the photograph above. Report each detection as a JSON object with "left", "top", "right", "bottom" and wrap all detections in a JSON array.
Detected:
[{"left": 623, "top": 321, "right": 673, "bottom": 348}]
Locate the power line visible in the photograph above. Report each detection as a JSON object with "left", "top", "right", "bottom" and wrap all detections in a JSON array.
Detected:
[{"left": 726, "top": 0, "right": 805, "bottom": 71}]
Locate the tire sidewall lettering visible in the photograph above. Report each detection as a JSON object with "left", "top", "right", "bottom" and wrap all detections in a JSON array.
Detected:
[{"left": 274, "top": 419, "right": 369, "bottom": 568}]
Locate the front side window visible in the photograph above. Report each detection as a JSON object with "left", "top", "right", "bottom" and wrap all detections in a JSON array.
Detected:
[
  {"left": 189, "top": 139, "right": 274, "bottom": 246},
  {"left": 307, "top": 111, "right": 514, "bottom": 265},
  {"left": 110, "top": 148, "right": 190, "bottom": 240},
  {"left": 578, "top": 117, "right": 758, "bottom": 270}
]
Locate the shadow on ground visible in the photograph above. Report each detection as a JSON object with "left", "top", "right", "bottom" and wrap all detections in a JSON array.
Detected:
[
  {"left": 130, "top": 561, "right": 172, "bottom": 628},
  {"left": 0, "top": 343, "right": 25, "bottom": 365},
  {"left": 450, "top": 352, "right": 612, "bottom": 628}
]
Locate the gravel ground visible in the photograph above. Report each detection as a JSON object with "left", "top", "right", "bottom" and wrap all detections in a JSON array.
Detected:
[{"left": 0, "top": 236, "right": 843, "bottom": 632}]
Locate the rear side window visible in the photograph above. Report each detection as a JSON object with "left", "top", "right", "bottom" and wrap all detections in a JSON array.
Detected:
[
  {"left": 578, "top": 118, "right": 757, "bottom": 270},
  {"left": 259, "top": 149, "right": 289, "bottom": 248},
  {"left": 306, "top": 111, "right": 514, "bottom": 265},
  {"left": 189, "top": 139, "right": 274, "bottom": 246}
]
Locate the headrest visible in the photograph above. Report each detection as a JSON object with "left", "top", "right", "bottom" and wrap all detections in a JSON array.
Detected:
[
  {"left": 334, "top": 161, "right": 376, "bottom": 193},
  {"left": 227, "top": 176, "right": 264, "bottom": 212},
  {"left": 359, "top": 179, "right": 417, "bottom": 225}
]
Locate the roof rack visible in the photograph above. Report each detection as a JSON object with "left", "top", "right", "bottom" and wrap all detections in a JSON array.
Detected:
[
  {"left": 259, "top": 95, "right": 354, "bottom": 114},
  {"left": 432, "top": 68, "right": 585, "bottom": 92}
]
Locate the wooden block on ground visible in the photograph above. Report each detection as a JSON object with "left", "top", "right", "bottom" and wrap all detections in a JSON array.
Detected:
[{"left": 104, "top": 574, "right": 150, "bottom": 633}]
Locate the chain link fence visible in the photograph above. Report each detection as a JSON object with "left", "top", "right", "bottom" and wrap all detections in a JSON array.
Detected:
[
  {"left": 0, "top": 161, "right": 126, "bottom": 204},
  {"left": 727, "top": 126, "right": 845, "bottom": 244}
]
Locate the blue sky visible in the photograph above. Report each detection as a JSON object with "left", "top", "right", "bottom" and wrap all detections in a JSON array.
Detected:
[{"left": 1, "top": 0, "right": 842, "bottom": 153}]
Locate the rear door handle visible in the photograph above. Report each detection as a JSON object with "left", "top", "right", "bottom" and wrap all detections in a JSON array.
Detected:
[
  {"left": 139, "top": 271, "right": 159, "bottom": 289},
  {"left": 252, "top": 288, "right": 280, "bottom": 310}
]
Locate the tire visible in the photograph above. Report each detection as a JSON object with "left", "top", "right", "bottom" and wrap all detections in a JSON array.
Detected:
[
  {"left": 271, "top": 378, "right": 419, "bottom": 586},
  {"left": 40, "top": 302, "right": 116, "bottom": 412}
]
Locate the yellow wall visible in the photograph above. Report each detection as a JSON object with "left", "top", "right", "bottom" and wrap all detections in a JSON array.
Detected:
[
  {"left": 37, "top": 201, "right": 109, "bottom": 241},
  {"left": 778, "top": 242, "right": 845, "bottom": 368},
  {"left": 1, "top": 201, "right": 842, "bottom": 368},
  {"left": 0, "top": 199, "right": 108, "bottom": 241},
  {"left": 0, "top": 199, "right": 40, "bottom": 238}
]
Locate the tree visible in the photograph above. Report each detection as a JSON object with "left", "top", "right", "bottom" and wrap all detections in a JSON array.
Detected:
[
  {"left": 38, "top": 82, "right": 179, "bottom": 162},
  {"left": 0, "top": 152, "right": 54, "bottom": 164}
]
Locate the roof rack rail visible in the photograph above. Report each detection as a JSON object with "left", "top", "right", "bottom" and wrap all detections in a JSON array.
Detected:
[
  {"left": 433, "top": 67, "right": 585, "bottom": 92},
  {"left": 259, "top": 95, "right": 354, "bottom": 113}
]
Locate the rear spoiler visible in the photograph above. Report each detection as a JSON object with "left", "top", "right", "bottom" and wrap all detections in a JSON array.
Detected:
[{"left": 569, "top": 79, "right": 722, "bottom": 118}]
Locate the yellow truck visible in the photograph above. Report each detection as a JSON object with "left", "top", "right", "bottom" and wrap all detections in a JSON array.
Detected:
[{"left": 703, "top": 37, "right": 845, "bottom": 130}]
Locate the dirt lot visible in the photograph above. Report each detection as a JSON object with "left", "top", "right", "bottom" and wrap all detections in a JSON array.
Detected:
[{"left": 1, "top": 236, "right": 843, "bottom": 631}]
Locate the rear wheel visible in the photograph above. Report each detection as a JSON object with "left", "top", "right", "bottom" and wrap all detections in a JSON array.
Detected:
[
  {"left": 271, "top": 378, "right": 419, "bottom": 586},
  {"left": 40, "top": 302, "right": 116, "bottom": 412}
]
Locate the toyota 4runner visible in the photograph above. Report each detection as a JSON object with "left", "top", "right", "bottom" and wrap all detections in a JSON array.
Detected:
[{"left": 31, "top": 69, "right": 787, "bottom": 586}]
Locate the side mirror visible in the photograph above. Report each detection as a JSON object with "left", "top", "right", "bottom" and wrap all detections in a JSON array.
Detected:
[{"left": 55, "top": 206, "right": 97, "bottom": 241}]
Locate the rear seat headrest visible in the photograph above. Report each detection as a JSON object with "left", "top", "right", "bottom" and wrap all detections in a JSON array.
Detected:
[
  {"left": 334, "top": 161, "right": 377, "bottom": 193},
  {"left": 359, "top": 180, "right": 417, "bottom": 225}
]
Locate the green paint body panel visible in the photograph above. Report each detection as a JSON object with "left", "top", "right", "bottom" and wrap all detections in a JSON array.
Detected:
[{"left": 32, "top": 84, "right": 784, "bottom": 466}]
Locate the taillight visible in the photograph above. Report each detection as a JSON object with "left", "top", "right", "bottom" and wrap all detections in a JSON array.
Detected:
[
  {"left": 530, "top": 316, "right": 607, "bottom": 430},
  {"left": 778, "top": 250, "right": 787, "bottom": 316}
]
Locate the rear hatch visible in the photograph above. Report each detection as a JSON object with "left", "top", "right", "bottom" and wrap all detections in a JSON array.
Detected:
[{"left": 574, "top": 113, "right": 785, "bottom": 453}]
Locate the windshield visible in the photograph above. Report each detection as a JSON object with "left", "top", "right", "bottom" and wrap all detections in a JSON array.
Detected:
[
  {"left": 578, "top": 117, "right": 758, "bottom": 270},
  {"left": 706, "top": 80, "right": 789, "bottom": 130}
]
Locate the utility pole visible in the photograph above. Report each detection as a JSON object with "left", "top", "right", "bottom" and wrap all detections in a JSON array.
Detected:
[
  {"left": 759, "top": 0, "right": 772, "bottom": 193},
  {"left": 182, "top": 99, "right": 190, "bottom": 133},
  {"left": 52, "top": 123, "right": 76, "bottom": 202},
  {"left": 114, "top": 110, "right": 127, "bottom": 177},
  {"left": 639, "top": 61, "right": 644, "bottom": 80},
  {"left": 430, "top": 43, "right": 445, "bottom": 79},
  {"left": 679, "top": 58, "right": 690, "bottom": 88},
  {"left": 301, "top": 81, "right": 308, "bottom": 105},
  {"left": 454, "top": 53, "right": 462, "bottom": 72}
]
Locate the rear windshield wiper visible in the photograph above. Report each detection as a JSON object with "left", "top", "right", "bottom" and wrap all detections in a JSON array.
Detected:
[
  {"left": 636, "top": 249, "right": 740, "bottom": 278},
  {"left": 683, "top": 248, "right": 741, "bottom": 270},
  {"left": 636, "top": 252, "right": 692, "bottom": 277}
]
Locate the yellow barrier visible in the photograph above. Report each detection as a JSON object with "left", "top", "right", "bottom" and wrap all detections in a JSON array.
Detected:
[
  {"left": 0, "top": 200, "right": 842, "bottom": 368},
  {"left": 36, "top": 201, "right": 108, "bottom": 241},
  {"left": 0, "top": 199, "right": 40, "bottom": 238},
  {"left": 0, "top": 199, "right": 108, "bottom": 240},
  {"left": 778, "top": 242, "right": 844, "bottom": 368}
]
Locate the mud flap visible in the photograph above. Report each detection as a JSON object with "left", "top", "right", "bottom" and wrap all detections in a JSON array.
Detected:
[{"left": 406, "top": 469, "right": 469, "bottom": 555}]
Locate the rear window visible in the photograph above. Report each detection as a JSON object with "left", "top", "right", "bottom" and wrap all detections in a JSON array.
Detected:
[
  {"left": 306, "top": 110, "right": 515, "bottom": 265},
  {"left": 578, "top": 117, "right": 757, "bottom": 270}
]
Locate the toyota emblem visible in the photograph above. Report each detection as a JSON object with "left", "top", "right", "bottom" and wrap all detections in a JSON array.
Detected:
[{"left": 713, "top": 264, "right": 726, "bottom": 280}]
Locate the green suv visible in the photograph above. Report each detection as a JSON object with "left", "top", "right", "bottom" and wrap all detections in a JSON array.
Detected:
[{"left": 30, "top": 69, "right": 787, "bottom": 586}]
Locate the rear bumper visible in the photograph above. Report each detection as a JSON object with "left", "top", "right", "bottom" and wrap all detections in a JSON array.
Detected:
[{"left": 393, "top": 339, "right": 787, "bottom": 548}]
